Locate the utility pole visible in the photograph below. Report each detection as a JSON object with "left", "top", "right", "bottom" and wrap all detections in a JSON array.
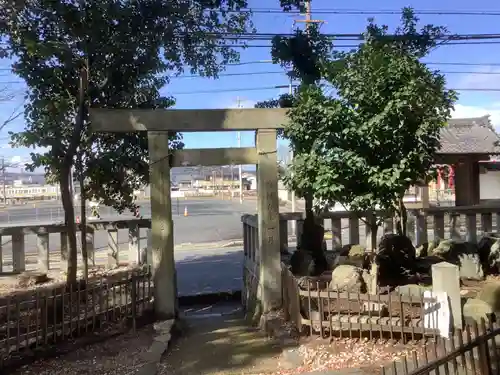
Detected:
[
  {"left": 289, "top": 80, "right": 297, "bottom": 231},
  {"left": 236, "top": 97, "right": 243, "bottom": 203},
  {"left": 291, "top": 1, "right": 325, "bottom": 218},
  {"left": 292, "top": 1, "right": 325, "bottom": 220},
  {"left": 1, "top": 157, "right": 5, "bottom": 205},
  {"left": 294, "top": 1, "right": 325, "bottom": 34}
]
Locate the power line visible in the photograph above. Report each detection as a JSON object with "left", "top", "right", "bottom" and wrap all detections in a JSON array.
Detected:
[
  {"left": 227, "top": 60, "right": 500, "bottom": 67},
  {"left": 242, "top": 8, "right": 500, "bottom": 17},
  {"left": 184, "top": 70, "right": 500, "bottom": 78},
  {"left": 2, "top": 68, "right": 500, "bottom": 85},
  {"left": 0, "top": 32, "right": 499, "bottom": 48},
  {"left": 166, "top": 85, "right": 500, "bottom": 95},
  {"left": 167, "top": 85, "right": 297, "bottom": 95}
]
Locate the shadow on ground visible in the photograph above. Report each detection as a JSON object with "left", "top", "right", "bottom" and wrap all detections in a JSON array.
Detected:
[
  {"left": 176, "top": 249, "right": 243, "bottom": 297},
  {"left": 160, "top": 313, "right": 295, "bottom": 375}
]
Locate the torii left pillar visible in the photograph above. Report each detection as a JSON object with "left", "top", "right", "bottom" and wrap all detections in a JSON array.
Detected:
[{"left": 148, "top": 131, "right": 177, "bottom": 319}]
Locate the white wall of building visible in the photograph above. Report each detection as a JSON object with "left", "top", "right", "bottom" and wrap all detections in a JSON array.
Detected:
[{"left": 480, "top": 170, "right": 500, "bottom": 200}]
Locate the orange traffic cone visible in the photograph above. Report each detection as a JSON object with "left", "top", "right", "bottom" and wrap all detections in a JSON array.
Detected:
[{"left": 184, "top": 207, "right": 188, "bottom": 217}]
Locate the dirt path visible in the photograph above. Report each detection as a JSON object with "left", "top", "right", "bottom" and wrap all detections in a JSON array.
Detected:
[{"left": 159, "top": 314, "right": 293, "bottom": 375}]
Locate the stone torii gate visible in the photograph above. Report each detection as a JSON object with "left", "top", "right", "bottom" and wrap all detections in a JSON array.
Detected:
[{"left": 90, "top": 108, "right": 288, "bottom": 319}]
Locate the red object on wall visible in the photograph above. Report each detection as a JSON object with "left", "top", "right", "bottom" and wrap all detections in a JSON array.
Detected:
[
  {"left": 448, "top": 165, "right": 455, "bottom": 189},
  {"left": 437, "top": 166, "right": 443, "bottom": 188}
]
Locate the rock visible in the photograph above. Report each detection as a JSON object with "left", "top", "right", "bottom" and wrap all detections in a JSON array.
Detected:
[
  {"left": 17, "top": 271, "right": 50, "bottom": 287},
  {"left": 329, "top": 265, "right": 367, "bottom": 293},
  {"left": 478, "top": 233, "right": 500, "bottom": 275},
  {"left": 489, "top": 239, "right": 500, "bottom": 273},
  {"left": 346, "top": 255, "right": 365, "bottom": 268},
  {"left": 290, "top": 249, "right": 314, "bottom": 276},
  {"left": 281, "top": 348, "right": 304, "bottom": 369},
  {"left": 361, "top": 270, "right": 373, "bottom": 291},
  {"left": 432, "top": 239, "right": 484, "bottom": 280},
  {"left": 431, "top": 239, "right": 475, "bottom": 260},
  {"left": 416, "top": 240, "right": 440, "bottom": 258},
  {"left": 154, "top": 319, "right": 175, "bottom": 334},
  {"left": 431, "top": 240, "right": 484, "bottom": 280},
  {"left": 395, "top": 284, "right": 429, "bottom": 298},
  {"left": 463, "top": 298, "right": 495, "bottom": 325},
  {"left": 336, "top": 256, "right": 349, "bottom": 266},
  {"left": 477, "top": 283, "right": 500, "bottom": 311},
  {"left": 415, "top": 244, "right": 427, "bottom": 258},
  {"left": 430, "top": 239, "right": 452, "bottom": 257},
  {"left": 325, "top": 251, "right": 338, "bottom": 269},
  {"left": 348, "top": 244, "right": 366, "bottom": 258},
  {"left": 414, "top": 256, "right": 443, "bottom": 275},
  {"left": 458, "top": 253, "right": 484, "bottom": 280},
  {"left": 339, "top": 244, "right": 353, "bottom": 256},
  {"left": 297, "top": 276, "right": 328, "bottom": 291},
  {"left": 375, "top": 234, "right": 416, "bottom": 286}
]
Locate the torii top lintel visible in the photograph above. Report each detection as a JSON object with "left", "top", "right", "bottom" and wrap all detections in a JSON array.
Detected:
[{"left": 89, "top": 108, "right": 289, "bottom": 132}]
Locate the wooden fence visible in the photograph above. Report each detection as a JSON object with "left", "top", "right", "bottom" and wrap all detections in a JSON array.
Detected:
[
  {"left": 382, "top": 320, "right": 500, "bottom": 375},
  {"left": 282, "top": 265, "right": 439, "bottom": 341},
  {"left": 0, "top": 266, "right": 153, "bottom": 367},
  {"left": 242, "top": 214, "right": 260, "bottom": 319}
]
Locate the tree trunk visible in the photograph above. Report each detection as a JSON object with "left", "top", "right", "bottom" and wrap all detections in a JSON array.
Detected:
[
  {"left": 78, "top": 154, "right": 88, "bottom": 283},
  {"left": 368, "top": 213, "right": 379, "bottom": 295},
  {"left": 395, "top": 197, "right": 408, "bottom": 236},
  {"left": 60, "top": 166, "right": 78, "bottom": 286},
  {"left": 305, "top": 192, "right": 314, "bottom": 221}
]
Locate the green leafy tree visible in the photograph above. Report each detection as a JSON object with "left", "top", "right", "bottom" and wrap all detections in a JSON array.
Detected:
[
  {"left": 1, "top": 0, "right": 253, "bottom": 284},
  {"left": 284, "top": 9, "right": 457, "bottom": 262},
  {"left": 267, "top": 24, "right": 333, "bottom": 222}
]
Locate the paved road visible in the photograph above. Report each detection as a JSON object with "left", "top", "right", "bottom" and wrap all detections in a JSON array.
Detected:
[
  {"left": 0, "top": 198, "right": 254, "bottom": 224},
  {"left": 175, "top": 247, "right": 244, "bottom": 296},
  {"left": 0, "top": 199, "right": 258, "bottom": 263}
]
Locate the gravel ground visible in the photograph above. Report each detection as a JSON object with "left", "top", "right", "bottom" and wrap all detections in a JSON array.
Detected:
[
  {"left": 7, "top": 325, "right": 156, "bottom": 375},
  {"left": 3, "top": 315, "right": 428, "bottom": 375}
]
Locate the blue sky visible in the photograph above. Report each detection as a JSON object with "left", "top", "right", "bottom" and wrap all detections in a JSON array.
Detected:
[{"left": 1, "top": 0, "right": 500, "bottom": 166}]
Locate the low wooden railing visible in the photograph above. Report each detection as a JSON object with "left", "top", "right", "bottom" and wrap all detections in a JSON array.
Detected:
[
  {"left": 241, "top": 214, "right": 259, "bottom": 313},
  {"left": 241, "top": 204, "right": 500, "bottom": 335},
  {"left": 0, "top": 219, "right": 151, "bottom": 274},
  {"left": 0, "top": 267, "right": 153, "bottom": 366},
  {"left": 281, "top": 265, "right": 441, "bottom": 341},
  {"left": 382, "top": 319, "right": 500, "bottom": 375}
]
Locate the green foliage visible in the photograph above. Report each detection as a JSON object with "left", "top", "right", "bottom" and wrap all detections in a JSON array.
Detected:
[
  {"left": 278, "top": 0, "right": 307, "bottom": 12},
  {"left": 363, "top": 7, "right": 448, "bottom": 58},
  {"left": 1, "top": 0, "right": 253, "bottom": 212},
  {"left": 255, "top": 93, "right": 294, "bottom": 139},
  {"left": 255, "top": 94, "right": 295, "bottom": 110},
  {"left": 283, "top": 9, "right": 458, "bottom": 219},
  {"left": 271, "top": 25, "right": 333, "bottom": 85}
]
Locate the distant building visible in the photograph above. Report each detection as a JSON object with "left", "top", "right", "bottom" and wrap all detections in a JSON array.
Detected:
[{"left": 2, "top": 183, "right": 59, "bottom": 202}]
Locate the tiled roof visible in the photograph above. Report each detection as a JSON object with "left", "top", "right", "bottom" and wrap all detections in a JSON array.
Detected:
[{"left": 439, "top": 115, "right": 500, "bottom": 154}]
